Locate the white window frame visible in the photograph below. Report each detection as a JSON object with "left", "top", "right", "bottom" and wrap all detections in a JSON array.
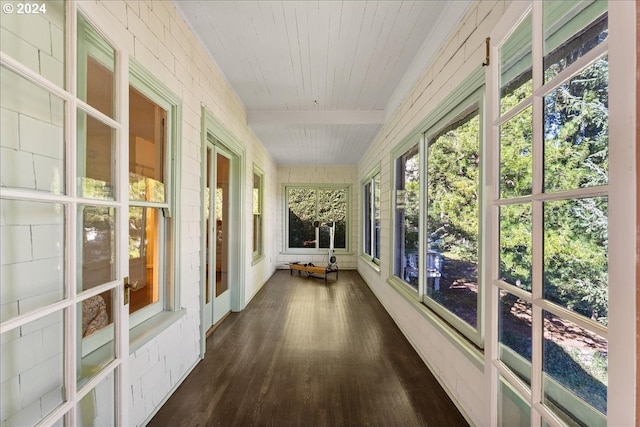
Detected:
[
  {"left": 361, "top": 166, "right": 381, "bottom": 267},
  {"left": 283, "top": 184, "right": 351, "bottom": 254}
]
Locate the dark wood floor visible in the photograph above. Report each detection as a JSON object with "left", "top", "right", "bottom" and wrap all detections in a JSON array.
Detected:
[{"left": 148, "top": 270, "right": 468, "bottom": 427}]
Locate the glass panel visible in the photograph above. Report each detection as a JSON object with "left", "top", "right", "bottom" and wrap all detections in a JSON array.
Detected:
[
  {"left": 1, "top": 66, "right": 65, "bottom": 194},
  {"left": 373, "top": 173, "right": 381, "bottom": 260},
  {"left": 1, "top": 311, "right": 65, "bottom": 426},
  {"left": 543, "top": 311, "right": 608, "bottom": 419},
  {"left": 78, "top": 14, "right": 115, "bottom": 119},
  {"left": 77, "top": 371, "right": 115, "bottom": 427},
  {"left": 0, "top": 200, "right": 64, "bottom": 322},
  {"left": 500, "top": 14, "right": 532, "bottom": 116},
  {"left": 129, "top": 87, "right": 166, "bottom": 203},
  {"left": 426, "top": 112, "right": 479, "bottom": 328},
  {"left": 78, "top": 290, "right": 115, "bottom": 387},
  {"left": 364, "top": 181, "right": 372, "bottom": 256},
  {"left": 215, "top": 153, "right": 230, "bottom": 297},
  {"left": 318, "top": 188, "right": 347, "bottom": 249},
  {"left": 252, "top": 172, "right": 261, "bottom": 255},
  {"left": 0, "top": 1, "right": 65, "bottom": 87},
  {"left": 79, "top": 205, "right": 115, "bottom": 292},
  {"left": 499, "top": 290, "right": 532, "bottom": 385},
  {"left": 288, "top": 188, "right": 317, "bottom": 248},
  {"left": 78, "top": 111, "right": 115, "bottom": 199},
  {"left": 394, "top": 144, "right": 420, "bottom": 289},
  {"left": 498, "top": 376, "right": 531, "bottom": 427},
  {"left": 543, "top": 2, "right": 607, "bottom": 83},
  {"left": 205, "top": 148, "right": 212, "bottom": 304},
  {"left": 500, "top": 106, "right": 533, "bottom": 198},
  {"left": 499, "top": 204, "right": 532, "bottom": 292},
  {"left": 128, "top": 207, "right": 161, "bottom": 313},
  {"left": 544, "top": 57, "right": 609, "bottom": 192},
  {"left": 543, "top": 197, "right": 608, "bottom": 323}
]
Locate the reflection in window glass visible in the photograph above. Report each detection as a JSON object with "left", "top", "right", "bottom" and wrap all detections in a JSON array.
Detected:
[
  {"left": 543, "top": 311, "right": 608, "bottom": 418},
  {"left": 499, "top": 290, "right": 532, "bottom": 385},
  {"left": 498, "top": 376, "right": 531, "bottom": 427},
  {"left": 77, "top": 368, "right": 115, "bottom": 426},
  {"left": 543, "top": 197, "right": 608, "bottom": 323},
  {"left": 80, "top": 205, "right": 115, "bottom": 292},
  {"left": 500, "top": 106, "right": 533, "bottom": 199},
  {"left": 78, "top": 111, "right": 115, "bottom": 199},
  {"left": 426, "top": 112, "right": 479, "bottom": 328},
  {"left": 500, "top": 14, "right": 532, "bottom": 116},
  {"left": 544, "top": 57, "right": 609, "bottom": 192},
  {"left": 128, "top": 207, "right": 161, "bottom": 313},
  {"left": 499, "top": 204, "right": 532, "bottom": 291},
  {"left": 394, "top": 144, "right": 420, "bottom": 289},
  {"left": 129, "top": 87, "right": 166, "bottom": 203}
]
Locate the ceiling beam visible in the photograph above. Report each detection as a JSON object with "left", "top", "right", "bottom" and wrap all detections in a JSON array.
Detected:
[{"left": 247, "top": 110, "right": 385, "bottom": 125}]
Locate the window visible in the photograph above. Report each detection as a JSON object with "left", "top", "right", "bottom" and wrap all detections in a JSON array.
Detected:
[
  {"left": 252, "top": 166, "right": 264, "bottom": 262},
  {"left": 127, "top": 64, "right": 180, "bottom": 327},
  {"left": 489, "top": 1, "right": 609, "bottom": 425},
  {"left": 285, "top": 185, "right": 349, "bottom": 252},
  {"left": 362, "top": 169, "right": 381, "bottom": 265}
]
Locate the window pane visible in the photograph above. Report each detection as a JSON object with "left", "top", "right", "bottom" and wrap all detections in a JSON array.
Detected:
[
  {"left": 499, "top": 290, "right": 531, "bottom": 385},
  {"left": 78, "top": 111, "right": 115, "bottom": 199},
  {"left": 364, "top": 181, "right": 372, "bottom": 256},
  {"left": 1, "top": 200, "right": 65, "bottom": 322},
  {"left": 288, "top": 188, "right": 317, "bottom": 248},
  {"left": 252, "top": 172, "right": 262, "bottom": 255},
  {"left": 216, "top": 153, "right": 229, "bottom": 297},
  {"left": 318, "top": 188, "right": 347, "bottom": 249},
  {"left": 543, "top": 197, "right": 607, "bottom": 323},
  {"left": 426, "top": 112, "right": 479, "bottom": 328},
  {"left": 78, "top": 14, "right": 115, "bottom": 118},
  {"left": 0, "top": 1, "right": 65, "bottom": 87},
  {"left": 77, "top": 371, "right": 115, "bottom": 427},
  {"left": 128, "top": 207, "right": 161, "bottom": 313},
  {"left": 129, "top": 87, "right": 166, "bottom": 203},
  {"left": 1, "top": 312, "right": 65, "bottom": 426},
  {"left": 373, "top": 173, "right": 381, "bottom": 260},
  {"left": 544, "top": 2, "right": 607, "bottom": 83},
  {"left": 500, "top": 14, "right": 532, "bottom": 116},
  {"left": 78, "top": 291, "right": 115, "bottom": 387},
  {"left": 498, "top": 376, "right": 530, "bottom": 427},
  {"left": 543, "top": 311, "right": 607, "bottom": 419},
  {"left": 499, "top": 204, "right": 532, "bottom": 292},
  {"left": 1, "top": 66, "right": 65, "bottom": 194},
  {"left": 544, "top": 57, "right": 608, "bottom": 192},
  {"left": 394, "top": 144, "right": 419, "bottom": 289},
  {"left": 500, "top": 106, "right": 533, "bottom": 198},
  {"left": 79, "top": 205, "right": 115, "bottom": 292}
]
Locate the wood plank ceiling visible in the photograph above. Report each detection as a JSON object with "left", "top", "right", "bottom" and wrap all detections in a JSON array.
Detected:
[{"left": 174, "top": 1, "right": 471, "bottom": 165}]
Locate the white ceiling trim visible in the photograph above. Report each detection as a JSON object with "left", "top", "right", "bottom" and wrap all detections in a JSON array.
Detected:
[{"left": 247, "top": 110, "right": 385, "bottom": 125}]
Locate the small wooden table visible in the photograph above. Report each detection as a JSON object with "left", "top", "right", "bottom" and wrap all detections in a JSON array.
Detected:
[{"left": 289, "top": 263, "right": 339, "bottom": 284}]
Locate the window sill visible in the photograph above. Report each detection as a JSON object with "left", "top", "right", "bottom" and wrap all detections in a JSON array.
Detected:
[
  {"left": 281, "top": 250, "right": 354, "bottom": 256},
  {"left": 251, "top": 254, "right": 265, "bottom": 266},
  {"left": 386, "top": 276, "right": 484, "bottom": 371},
  {"left": 129, "top": 309, "right": 186, "bottom": 353},
  {"left": 359, "top": 254, "right": 381, "bottom": 274}
]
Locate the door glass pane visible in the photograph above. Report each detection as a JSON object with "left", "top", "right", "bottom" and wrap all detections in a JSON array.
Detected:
[
  {"left": 500, "top": 105, "right": 533, "bottom": 198},
  {"left": 499, "top": 290, "right": 531, "bottom": 385},
  {"left": 544, "top": 57, "right": 608, "bottom": 192},
  {"left": 129, "top": 87, "right": 166, "bottom": 203},
  {"left": 1, "top": 199, "right": 65, "bottom": 322},
  {"left": 215, "top": 153, "right": 229, "bottom": 297},
  {"left": 0, "top": 1, "right": 65, "bottom": 88},
  {"left": 78, "top": 290, "right": 115, "bottom": 387},
  {"left": 364, "top": 181, "right": 372, "bottom": 256},
  {"left": 1, "top": 311, "right": 65, "bottom": 426},
  {"left": 205, "top": 147, "right": 212, "bottom": 304},
  {"left": 1, "top": 66, "right": 65, "bottom": 194},
  {"left": 499, "top": 204, "right": 532, "bottom": 292},
  {"left": 426, "top": 112, "right": 479, "bottom": 328},
  {"left": 78, "top": 14, "right": 115, "bottom": 119},
  {"left": 373, "top": 173, "right": 381, "bottom": 260},
  {"left": 128, "top": 207, "right": 161, "bottom": 313},
  {"left": 500, "top": 14, "right": 532, "bottom": 116},
  {"left": 543, "top": 197, "right": 608, "bottom": 322},
  {"left": 79, "top": 205, "right": 115, "bottom": 292},
  {"left": 77, "top": 371, "right": 115, "bottom": 427},
  {"left": 543, "top": 2, "right": 607, "bottom": 83},
  {"left": 543, "top": 311, "right": 608, "bottom": 419},
  {"left": 78, "top": 111, "right": 115, "bottom": 199},
  {"left": 288, "top": 188, "right": 317, "bottom": 248},
  {"left": 498, "top": 376, "right": 530, "bottom": 427},
  {"left": 318, "top": 188, "right": 347, "bottom": 249},
  {"left": 394, "top": 144, "right": 420, "bottom": 289}
]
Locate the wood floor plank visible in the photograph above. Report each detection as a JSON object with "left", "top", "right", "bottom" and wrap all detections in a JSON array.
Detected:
[{"left": 148, "top": 270, "right": 469, "bottom": 427}]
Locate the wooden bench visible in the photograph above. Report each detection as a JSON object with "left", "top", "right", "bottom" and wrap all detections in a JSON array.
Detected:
[{"left": 289, "top": 263, "right": 339, "bottom": 284}]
